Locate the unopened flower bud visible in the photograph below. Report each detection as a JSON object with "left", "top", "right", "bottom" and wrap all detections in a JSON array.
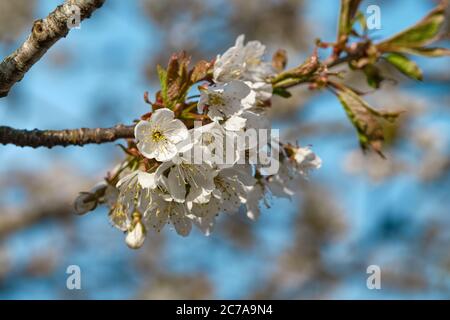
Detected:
[
  {"left": 125, "top": 214, "right": 146, "bottom": 249},
  {"left": 73, "top": 181, "right": 108, "bottom": 215},
  {"left": 74, "top": 192, "right": 97, "bottom": 215}
]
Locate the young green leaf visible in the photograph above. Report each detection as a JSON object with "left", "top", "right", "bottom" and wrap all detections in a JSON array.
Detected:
[
  {"left": 384, "top": 53, "right": 423, "bottom": 81},
  {"left": 156, "top": 65, "right": 168, "bottom": 104},
  {"left": 333, "top": 84, "right": 402, "bottom": 157},
  {"left": 354, "top": 10, "right": 367, "bottom": 32},
  {"left": 166, "top": 52, "right": 191, "bottom": 107},
  {"left": 273, "top": 87, "right": 292, "bottom": 98},
  {"left": 399, "top": 47, "right": 450, "bottom": 57},
  {"left": 272, "top": 53, "right": 319, "bottom": 88},
  {"left": 190, "top": 60, "right": 212, "bottom": 83},
  {"left": 337, "top": 0, "right": 363, "bottom": 42},
  {"left": 377, "top": 2, "right": 446, "bottom": 52}
]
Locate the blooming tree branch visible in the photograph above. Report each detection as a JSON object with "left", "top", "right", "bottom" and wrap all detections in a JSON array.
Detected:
[
  {"left": 0, "top": 0, "right": 106, "bottom": 98},
  {"left": 0, "top": 124, "right": 134, "bottom": 148},
  {"left": 1, "top": 0, "right": 449, "bottom": 249}
]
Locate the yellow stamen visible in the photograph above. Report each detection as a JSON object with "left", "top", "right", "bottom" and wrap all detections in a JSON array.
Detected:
[
  {"left": 208, "top": 93, "right": 225, "bottom": 106},
  {"left": 151, "top": 130, "right": 165, "bottom": 142}
]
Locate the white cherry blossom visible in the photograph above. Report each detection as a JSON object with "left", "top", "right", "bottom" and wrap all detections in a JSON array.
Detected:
[
  {"left": 135, "top": 108, "right": 189, "bottom": 162},
  {"left": 213, "top": 165, "right": 255, "bottom": 214},
  {"left": 198, "top": 80, "right": 251, "bottom": 121},
  {"left": 214, "top": 35, "right": 274, "bottom": 84},
  {"left": 155, "top": 160, "right": 216, "bottom": 205},
  {"left": 188, "top": 120, "right": 243, "bottom": 167},
  {"left": 109, "top": 170, "right": 157, "bottom": 231},
  {"left": 144, "top": 194, "right": 192, "bottom": 236},
  {"left": 77, "top": 34, "right": 324, "bottom": 246},
  {"left": 188, "top": 166, "right": 257, "bottom": 231},
  {"left": 213, "top": 35, "right": 275, "bottom": 101},
  {"left": 293, "top": 146, "right": 322, "bottom": 175}
]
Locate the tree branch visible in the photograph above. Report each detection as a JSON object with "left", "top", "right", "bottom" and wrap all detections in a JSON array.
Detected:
[
  {"left": 0, "top": 0, "right": 106, "bottom": 98},
  {"left": 0, "top": 203, "right": 74, "bottom": 239},
  {"left": 0, "top": 124, "right": 135, "bottom": 148}
]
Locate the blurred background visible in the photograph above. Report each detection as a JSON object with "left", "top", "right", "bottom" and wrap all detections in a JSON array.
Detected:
[{"left": 0, "top": 0, "right": 449, "bottom": 299}]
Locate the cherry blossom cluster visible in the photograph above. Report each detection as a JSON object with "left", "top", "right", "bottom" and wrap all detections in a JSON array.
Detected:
[{"left": 74, "top": 35, "right": 321, "bottom": 249}]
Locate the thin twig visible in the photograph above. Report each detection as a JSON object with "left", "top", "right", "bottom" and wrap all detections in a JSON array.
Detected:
[{"left": 0, "top": 124, "right": 135, "bottom": 148}]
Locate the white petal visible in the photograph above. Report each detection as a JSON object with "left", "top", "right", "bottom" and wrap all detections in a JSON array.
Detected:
[
  {"left": 104, "top": 185, "right": 119, "bottom": 207},
  {"left": 197, "top": 92, "right": 209, "bottom": 114},
  {"left": 223, "top": 116, "right": 247, "bottom": 131},
  {"left": 207, "top": 108, "right": 225, "bottom": 121},
  {"left": 154, "top": 140, "right": 178, "bottom": 162},
  {"left": 146, "top": 202, "right": 169, "bottom": 232},
  {"left": 190, "top": 214, "right": 216, "bottom": 236},
  {"left": 163, "top": 119, "right": 189, "bottom": 144},
  {"left": 221, "top": 165, "right": 256, "bottom": 186},
  {"left": 170, "top": 203, "right": 192, "bottom": 236},
  {"left": 294, "top": 147, "right": 322, "bottom": 171},
  {"left": 109, "top": 205, "right": 130, "bottom": 231},
  {"left": 139, "top": 188, "right": 154, "bottom": 212},
  {"left": 235, "top": 34, "right": 245, "bottom": 47},
  {"left": 168, "top": 167, "right": 186, "bottom": 202},
  {"left": 247, "top": 81, "right": 273, "bottom": 101},
  {"left": 186, "top": 186, "right": 211, "bottom": 204},
  {"left": 244, "top": 40, "right": 265, "bottom": 61},
  {"left": 241, "top": 88, "right": 257, "bottom": 109},
  {"left": 177, "top": 139, "right": 194, "bottom": 155},
  {"left": 116, "top": 171, "right": 137, "bottom": 188},
  {"left": 212, "top": 188, "right": 222, "bottom": 199},
  {"left": 149, "top": 108, "right": 175, "bottom": 126},
  {"left": 224, "top": 80, "right": 251, "bottom": 99},
  {"left": 134, "top": 120, "right": 151, "bottom": 141},
  {"left": 137, "top": 172, "right": 157, "bottom": 189},
  {"left": 155, "top": 161, "right": 173, "bottom": 177},
  {"left": 137, "top": 140, "right": 158, "bottom": 160},
  {"left": 241, "top": 110, "right": 270, "bottom": 130}
]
